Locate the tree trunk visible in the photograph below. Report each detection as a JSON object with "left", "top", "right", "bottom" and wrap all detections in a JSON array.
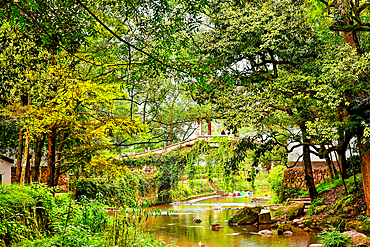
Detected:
[
  {"left": 348, "top": 143, "right": 358, "bottom": 191},
  {"left": 329, "top": 152, "right": 338, "bottom": 176},
  {"left": 325, "top": 154, "right": 334, "bottom": 184},
  {"left": 337, "top": 123, "right": 349, "bottom": 179},
  {"left": 54, "top": 132, "right": 67, "bottom": 187},
  {"left": 32, "top": 134, "right": 46, "bottom": 183},
  {"left": 337, "top": 149, "right": 348, "bottom": 179},
  {"left": 20, "top": 132, "right": 30, "bottom": 185},
  {"left": 47, "top": 126, "right": 57, "bottom": 187},
  {"left": 24, "top": 139, "right": 31, "bottom": 184},
  {"left": 300, "top": 123, "right": 318, "bottom": 200},
  {"left": 359, "top": 140, "right": 370, "bottom": 215},
  {"left": 15, "top": 128, "right": 24, "bottom": 183}
]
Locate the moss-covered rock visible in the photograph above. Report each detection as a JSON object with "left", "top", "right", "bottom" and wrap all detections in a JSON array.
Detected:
[
  {"left": 277, "top": 224, "right": 292, "bottom": 235},
  {"left": 210, "top": 223, "right": 224, "bottom": 230},
  {"left": 259, "top": 212, "right": 272, "bottom": 224},
  {"left": 274, "top": 203, "right": 305, "bottom": 220},
  {"left": 303, "top": 217, "right": 321, "bottom": 229},
  {"left": 345, "top": 219, "right": 370, "bottom": 235},
  {"left": 314, "top": 205, "right": 329, "bottom": 215},
  {"left": 228, "top": 206, "right": 261, "bottom": 225},
  {"left": 318, "top": 216, "right": 344, "bottom": 230},
  {"left": 345, "top": 220, "right": 362, "bottom": 231}
]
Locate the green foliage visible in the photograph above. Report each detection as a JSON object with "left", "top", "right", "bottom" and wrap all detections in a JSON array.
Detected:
[
  {"left": 267, "top": 165, "right": 304, "bottom": 203},
  {"left": 172, "top": 180, "right": 214, "bottom": 200},
  {"left": 78, "top": 195, "right": 107, "bottom": 233},
  {"left": 72, "top": 172, "right": 155, "bottom": 207},
  {"left": 0, "top": 184, "right": 55, "bottom": 246},
  {"left": 347, "top": 155, "right": 361, "bottom": 176},
  {"left": 0, "top": 117, "right": 19, "bottom": 155},
  {"left": 332, "top": 195, "right": 354, "bottom": 212},
  {"left": 316, "top": 178, "right": 343, "bottom": 194},
  {"left": 129, "top": 139, "right": 238, "bottom": 198},
  {"left": 267, "top": 165, "right": 286, "bottom": 201},
  {"left": 303, "top": 177, "right": 343, "bottom": 196},
  {"left": 319, "top": 228, "right": 351, "bottom": 247},
  {"left": 307, "top": 198, "right": 325, "bottom": 217},
  {"left": 347, "top": 174, "right": 363, "bottom": 194},
  {"left": 2, "top": 184, "right": 170, "bottom": 247},
  {"left": 278, "top": 186, "right": 305, "bottom": 203},
  {"left": 303, "top": 173, "right": 363, "bottom": 198}
]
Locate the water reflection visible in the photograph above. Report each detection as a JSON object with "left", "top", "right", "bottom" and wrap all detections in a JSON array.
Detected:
[{"left": 141, "top": 197, "right": 319, "bottom": 247}]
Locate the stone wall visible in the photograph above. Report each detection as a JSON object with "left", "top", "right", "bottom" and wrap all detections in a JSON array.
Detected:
[{"left": 283, "top": 161, "right": 338, "bottom": 189}]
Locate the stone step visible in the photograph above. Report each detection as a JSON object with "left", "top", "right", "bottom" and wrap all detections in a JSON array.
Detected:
[
  {"left": 290, "top": 200, "right": 311, "bottom": 205},
  {"left": 291, "top": 202, "right": 311, "bottom": 205},
  {"left": 289, "top": 198, "right": 311, "bottom": 202}
]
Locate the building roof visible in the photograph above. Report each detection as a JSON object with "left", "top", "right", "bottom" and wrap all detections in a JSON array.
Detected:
[{"left": 0, "top": 155, "right": 14, "bottom": 164}]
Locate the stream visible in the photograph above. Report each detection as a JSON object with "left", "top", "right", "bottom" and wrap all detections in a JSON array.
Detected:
[{"left": 141, "top": 196, "right": 320, "bottom": 247}]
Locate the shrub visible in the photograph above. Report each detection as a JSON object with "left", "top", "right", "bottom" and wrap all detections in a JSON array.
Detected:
[
  {"left": 267, "top": 165, "right": 304, "bottom": 202},
  {"left": 72, "top": 172, "right": 155, "bottom": 207},
  {"left": 319, "top": 228, "right": 350, "bottom": 247},
  {"left": 346, "top": 155, "right": 361, "bottom": 176},
  {"left": 0, "top": 184, "right": 55, "bottom": 246},
  {"left": 307, "top": 197, "right": 325, "bottom": 216}
]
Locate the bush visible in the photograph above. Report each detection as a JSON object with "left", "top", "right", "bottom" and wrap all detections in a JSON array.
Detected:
[
  {"left": 319, "top": 228, "right": 350, "bottom": 247},
  {"left": 303, "top": 176, "right": 343, "bottom": 197},
  {"left": 72, "top": 171, "right": 155, "bottom": 206},
  {"left": 0, "top": 184, "right": 55, "bottom": 246},
  {"left": 346, "top": 173, "right": 363, "bottom": 193},
  {"left": 2, "top": 184, "right": 170, "bottom": 247},
  {"left": 172, "top": 180, "right": 214, "bottom": 200},
  {"left": 347, "top": 155, "right": 361, "bottom": 176},
  {"left": 267, "top": 165, "right": 304, "bottom": 202},
  {"left": 307, "top": 197, "right": 325, "bottom": 216}
]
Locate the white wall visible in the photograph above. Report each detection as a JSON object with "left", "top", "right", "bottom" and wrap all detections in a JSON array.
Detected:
[
  {"left": 0, "top": 158, "right": 12, "bottom": 184},
  {"left": 288, "top": 143, "right": 324, "bottom": 162},
  {"left": 288, "top": 138, "right": 359, "bottom": 163}
]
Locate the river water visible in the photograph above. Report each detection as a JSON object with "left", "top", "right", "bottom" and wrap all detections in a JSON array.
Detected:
[{"left": 141, "top": 197, "right": 320, "bottom": 247}]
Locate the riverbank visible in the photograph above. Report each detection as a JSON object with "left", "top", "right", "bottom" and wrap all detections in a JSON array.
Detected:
[
  {"left": 0, "top": 184, "right": 175, "bottom": 247},
  {"left": 265, "top": 173, "right": 370, "bottom": 246}
]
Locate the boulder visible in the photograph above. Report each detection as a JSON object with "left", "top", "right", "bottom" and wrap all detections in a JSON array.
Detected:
[
  {"left": 314, "top": 205, "right": 329, "bottom": 215},
  {"left": 277, "top": 224, "right": 292, "bottom": 235},
  {"left": 258, "top": 230, "right": 274, "bottom": 236},
  {"left": 345, "top": 219, "right": 370, "bottom": 236},
  {"left": 283, "top": 231, "right": 293, "bottom": 236},
  {"left": 271, "top": 223, "right": 279, "bottom": 229},
  {"left": 318, "top": 216, "right": 344, "bottom": 230},
  {"left": 259, "top": 212, "right": 272, "bottom": 224},
  {"left": 228, "top": 206, "right": 261, "bottom": 225},
  {"left": 193, "top": 218, "right": 202, "bottom": 223},
  {"left": 344, "top": 230, "right": 370, "bottom": 246},
  {"left": 303, "top": 217, "right": 320, "bottom": 229},
  {"left": 292, "top": 219, "right": 302, "bottom": 225},
  {"left": 210, "top": 223, "right": 224, "bottom": 230},
  {"left": 303, "top": 227, "right": 312, "bottom": 232},
  {"left": 274, "top": 203, "right": 305, "bottom": 220}
]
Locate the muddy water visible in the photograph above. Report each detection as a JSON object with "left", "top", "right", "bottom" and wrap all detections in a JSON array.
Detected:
[{"left": 142, "top": 197, "right": 319, "bottom": 247}]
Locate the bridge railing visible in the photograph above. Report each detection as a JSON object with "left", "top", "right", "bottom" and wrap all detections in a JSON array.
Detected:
[{"left": 117, "top": 135, "right": 241, "bottom": 159}]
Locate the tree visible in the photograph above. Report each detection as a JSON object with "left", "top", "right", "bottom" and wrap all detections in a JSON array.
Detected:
[{"left": 184, "top": 0, "right": 326, "bottom": 199}]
